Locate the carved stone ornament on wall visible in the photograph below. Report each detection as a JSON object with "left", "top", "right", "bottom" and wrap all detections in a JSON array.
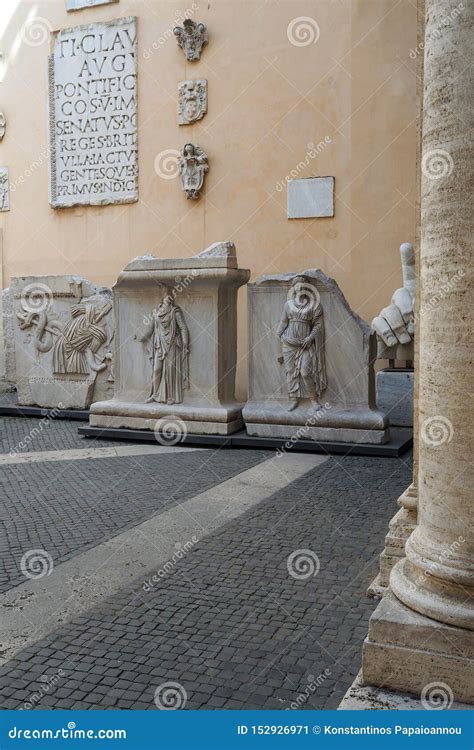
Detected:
[
  {"left": 178, "top": 80, "right": 207, "bottom": 125},
  {"left": 0, "top": 167, "right": 10, "bottom": 211},
  {"left": 276, "top": 276, "right": 327, "bottom": 412},
  {"left": 137, "top": 290, "right": 190, "bottom": 405},
  {"left": 173, "top": 19, "right": 208, "bottom": 61},
  {"left": 0, "top": 112, "right": 6, "bottom": 141},
  {"left": 178, "top": 143, "right": 208, "bottom": 199}
]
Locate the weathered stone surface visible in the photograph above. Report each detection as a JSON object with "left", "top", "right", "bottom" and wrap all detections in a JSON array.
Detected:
[
  {"left": 10, "top": 276, "right": 115, "bottom": 409},
  {"left": 173, "top": 19, "right": 208, "bottom": 61},
  {"left": 0, "top": 167, "right": 10, "bottom": 212},
  {"left": 243, "top": 270, "right": 389, "bottom": 444},
  {"left": 178, "top": 80, "right": 207, "bottom": 125},
  {"left": 389, "top": 0, "right": 474, "bottom": 633},
  {"left": 90, "top": 242, "right": 249, "bottom": 435},
  {"left": 362, "top": 593, "right": 474, "bottom": 704},
  {"left": 48, "top": 17, "right": 137, "bottom": 208},
  {"left": 376, "top": 370, "right": 413, "bottom": 426},
  {"left": 178, "top": 143, "right": 208, "bottom": 199},
  {"left": 339, "top": 669, "right": 471, "bottom": 710},
  {"left": 287, "top": 177, "right": 334, "bottom": 218},
  {"left": 2, "top": 287, "right": 16, "bottom": 388}
]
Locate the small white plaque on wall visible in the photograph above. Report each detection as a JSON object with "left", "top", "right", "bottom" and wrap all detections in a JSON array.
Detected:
[
  {"left": 287, "top": 176, "right": 335, "bottom": 219},
  {"left": 66, "top": 0, "right": 119, "bottom": 10}
]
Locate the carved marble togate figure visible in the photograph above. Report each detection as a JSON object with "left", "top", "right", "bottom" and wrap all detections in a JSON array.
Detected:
[
  {"left": 277, "top": 276, "right": 327, "bottom": 411},
  {"left": 138, "top": 291, "right": 190, "bottom": 405}
]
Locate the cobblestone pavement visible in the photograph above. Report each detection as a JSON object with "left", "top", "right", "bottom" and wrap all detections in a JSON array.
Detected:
[
  {"left": 0, "top": 438, "right": 267, "bottom": 592},
  {"left": 0, "top": 416, "right": 412, "bottom": 710},
  {"left": 0, "top": 411, "right": 136, "bottom": 454}
]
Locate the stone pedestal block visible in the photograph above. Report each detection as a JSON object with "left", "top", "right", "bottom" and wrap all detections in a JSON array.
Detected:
[
  {"left": 90, "top": 242, "right": 249, "bottom": 435},
  {"left": 376, "top": 369, "right": 413, "bottom": 426},
  {"left": 368, "top": 505, "right": 417, "bottom": 597},
  {"left": 242, "top": 270, "right": 389, "bottom": 444},
  {"left": 363, "top": 592, "right": 474, "bottom": 704},
  {"left": 9, "top": 276, "right": 114, "bottom": 409}
]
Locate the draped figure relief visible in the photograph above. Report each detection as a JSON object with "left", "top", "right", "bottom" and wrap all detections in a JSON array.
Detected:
[
  {"left": 138, "top": 291, "right": 190, "bottom": 405},
  {"left": 276, "top": 276, "right": 327, "bottom": 411}
]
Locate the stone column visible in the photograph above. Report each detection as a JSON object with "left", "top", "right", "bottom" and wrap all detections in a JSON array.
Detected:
[
  {"left": 361, "top": 0, "right": 473, "bottom": 704},
  {"left": 367, "top": 0, "right": 425, "bottom": 597},
  {"left": 390, "top": 0, "right": 473, "bottom": 631}
]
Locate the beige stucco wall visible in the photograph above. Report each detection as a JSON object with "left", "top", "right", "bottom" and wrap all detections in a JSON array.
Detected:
[{"left": 0, "top": 0, "right": 417, "bottom": 397}]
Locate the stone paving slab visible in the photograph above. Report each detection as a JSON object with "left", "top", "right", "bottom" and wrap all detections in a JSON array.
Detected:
[
  {"left": 0, "top": 448, "right": 268, "bottom": 593},
  {"left": 0, "top": 450, "right": 412, "bottom": 710}
]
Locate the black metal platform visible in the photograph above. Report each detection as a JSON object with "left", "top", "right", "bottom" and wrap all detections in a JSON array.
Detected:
[
  {"left": 77, "top": 425, "right": 412, "bottom": 457},
  {"left": 0, "top": 403, "right": 89, "bottom": 421}
]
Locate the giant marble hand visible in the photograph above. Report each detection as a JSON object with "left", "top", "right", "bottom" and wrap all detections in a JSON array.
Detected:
[{"left": 372, "top": 242, "right": 415, "bottom": 349}]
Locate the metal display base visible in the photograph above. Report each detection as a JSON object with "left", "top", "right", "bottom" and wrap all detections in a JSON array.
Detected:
[{"left": 78, "top": 425, "right": 412, "bottom": 457}]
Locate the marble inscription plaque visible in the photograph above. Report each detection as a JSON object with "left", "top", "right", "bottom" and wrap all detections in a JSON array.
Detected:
[
  {"left": 66, "top": 0, "right": 119, "bottom": 10},
  {"left": 287, "top": 176, "right": 334, "bottom": 219},
  {"left": 49, "top": 16, "right": 137, "bottom": 208}
]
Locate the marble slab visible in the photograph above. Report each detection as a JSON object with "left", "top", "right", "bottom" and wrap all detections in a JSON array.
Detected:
[
  {"left": 242, "top": 270, "right": 389, "bottom": 444},
  {"left": 287, "top": 176, "right": 334, "bottom": 218},
  {"left": 66, "top": 0, "right": 119, "bottom": 9},
  {"left": 48, "top": 17, "right": 137, "bottom": 208},
  {"left": 8, "top": 276, "right": 115, "bottom": 409},
  {"left": 90, "top": 242, "right": 250, "bottom": 435}
]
